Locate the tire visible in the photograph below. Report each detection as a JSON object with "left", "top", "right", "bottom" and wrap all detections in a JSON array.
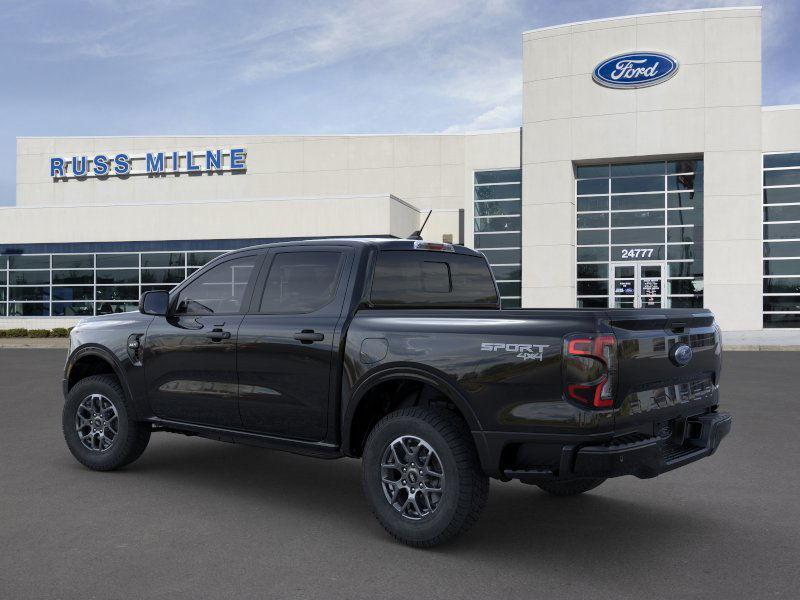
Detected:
[
  {"left": 62, "top": 374, "right": 151, "bottom": 471},
  {"left": 362, "top": 407, "right": 489, "bottom": 548},
  {"left": 536, "top": 478, "right": 605, "bottom": 497}
]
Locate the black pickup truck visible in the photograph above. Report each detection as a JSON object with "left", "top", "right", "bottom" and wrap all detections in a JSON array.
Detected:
[{"left": 62, "top": 238, "right": 731, "bottom": 546}]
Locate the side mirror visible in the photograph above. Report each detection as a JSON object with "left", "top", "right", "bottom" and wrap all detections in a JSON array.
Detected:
[{"left": 139, "top": 290, "right": 170, "bottom": 316}]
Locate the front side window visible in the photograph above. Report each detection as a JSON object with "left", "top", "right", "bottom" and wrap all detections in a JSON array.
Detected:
[
  {"left": 175, "top": 256, "right": 256, "bottom": 315},
  {"left": 259, "top": 251, "right": 345, "bottom": 314}
]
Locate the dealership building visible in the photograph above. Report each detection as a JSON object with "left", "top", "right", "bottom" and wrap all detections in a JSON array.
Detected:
[{"left": 3, "top": 5, "right": 800, "bottom": 331}]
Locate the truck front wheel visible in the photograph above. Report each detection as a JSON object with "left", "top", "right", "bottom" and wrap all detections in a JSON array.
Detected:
[
  {"left": 62, "top": 374, "right": 151, "bottom": 471},
  {"left": 362, "top": 407, "right": 489, "bottom": 547}
]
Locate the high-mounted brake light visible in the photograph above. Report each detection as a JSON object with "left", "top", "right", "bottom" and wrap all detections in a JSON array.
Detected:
[
  {"left": 413, "top": 240, "right": 455, "bottom": 252},
  {"left": 563, "top": 334, "right": 617, "bottom": 409}
]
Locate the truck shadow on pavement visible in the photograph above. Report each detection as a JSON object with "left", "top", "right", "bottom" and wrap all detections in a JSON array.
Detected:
[{"left": 102, "top": 434, "right": 722, "bottom": 564}]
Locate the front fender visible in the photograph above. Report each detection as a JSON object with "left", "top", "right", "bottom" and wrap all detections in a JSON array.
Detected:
[{"left": 64, "top": 344, "right": 148, "bottom": 421}]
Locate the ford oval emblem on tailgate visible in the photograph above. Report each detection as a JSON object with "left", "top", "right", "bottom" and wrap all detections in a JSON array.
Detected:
[{"left": 669, "top": 343, "right": 693, "bottom": 367}]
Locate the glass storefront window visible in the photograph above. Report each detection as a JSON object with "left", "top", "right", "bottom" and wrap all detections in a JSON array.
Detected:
[
  {"left": 576, "top": 179, "right": 608, "bottom": 195},
  {"left": 9, "top": 255, "right": 49, "bottom": 269},
  {"left": 764, "top": 223, "right": 800, "bottom": 240},
  {"left": 96, "top": 269, "right": 138, "bottom": 284},
  {"left": 52, "top": 254, "right": 93, "bottom": 269},
  {"left": 577, "top": 197, "right": 608, "bottom": 212},
  {"left": 576, "top": 159, "right": 704, "bottom": 309},
  {"left": 577, "top": 230, "right": 608, "bottom": 245},
  {"left": 576, "top": 165, "right": 608, "bottom": 178},
  {"left": 577, "top": 264, "right": 608, "bottom": 279},
  {"left": 141, "top": 253, "right": 186, "bottom": 268},
  {"left": 763, "top": 187, "right": 800, "bottom": 204},
  {"left": 611, "top": 162, "right": 664, "bottom": 177},
  {"left": 475, "top": 169, "right": 522, "bottom": 307},
  {"left": 96, "top": 302, "right": 138, "bottom": 315},
  {"left": 141, "top": 268, "right": 185, "bottom": 284},
  {"left": 96, "top": 286, "right": 139, "bottom": 301},
  {"left": 763, "top": 278, "right": 800, "bottom": 294},
  {"left": 475, "top": 170, "right": 521, "bottom": 184},
  {"left": 0, "top": 248, "right": 227, "bottom": 318},
  {"left": 611, "top": 211, "right": 665, "bottom": 228},
  {"left": 764, "top": 152, "right": 800, "bottom": 328},
  {"left": 474, "top": 216, "right": 521, "bottom": 233},
  {"left": 475, "top": 200, "right": 521, "bottom": 216},
  {"left": 188, "top": 252, "right": 224, "bottom": 266},
  {"left": 52, "top": 270, "right": 93, "bottom": 284},
  {"left": 96, "top": 254, "right": 138, "bottom": 268},
  {"left": 478, "top": 249, "right": 521, "bottom": 264},
  {"left": 52, "top": 302, "right": 94, "bottom": 316},
  {"left": 577, "top": 213, "right": 608, "bottom": 229},
  {"left": 611, "top": 176, "right": 664, "bottom": 194},
  {"left": 764, "top": 170, "right": 800, "bottom": 187},
  {"left": 52, "top": 286, "right": 94, "bottom": 301},
  {"left": 474, "top": 184, "right": 521, "bottom": 200},
  {"left": 764, "top": 241, "right": 800, "bottom": 258},
  {"left": 141, "top": 284, "right": 176, "bottom": 293},
  {"left": 9, "top": 271, "right": 50, "bottom": 285},
  {"left": 7, "top": 303, "right": 49, "bottom": 316}
]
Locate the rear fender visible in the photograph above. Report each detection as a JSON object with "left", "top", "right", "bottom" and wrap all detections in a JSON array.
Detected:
[{"left": 342, "top": 364, "right": 484, "bottom": 454}]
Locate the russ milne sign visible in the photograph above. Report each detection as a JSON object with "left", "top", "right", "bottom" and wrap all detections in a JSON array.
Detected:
[
  {"left": 593, "top": 52, "right": 678, "bottom": 89},
  {"left": 50, "top": 148, "right": 246, "bottom": 179}
]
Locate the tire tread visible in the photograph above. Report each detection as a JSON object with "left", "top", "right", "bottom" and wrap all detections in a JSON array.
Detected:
[
  {"left": 62, "top": 374, "right": 150, "bottom": 471},
  {"left": 363, "top": 406, "right": 489, "bottom": 548}
]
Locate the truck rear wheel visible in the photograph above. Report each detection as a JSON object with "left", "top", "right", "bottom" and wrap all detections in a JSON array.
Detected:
[
  {"left": 361, "top": 407, "right": 489, "bottom": 547},
  {"left": 536, "top": 478, "right": 605, "bottom": 496},
  {"left": 62, "top": 374, "right": 151, "bottom": 471}
]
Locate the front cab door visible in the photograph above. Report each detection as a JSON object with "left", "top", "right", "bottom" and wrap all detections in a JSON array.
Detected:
[
  {"left": 237, "top": 246, "right": 354, "bottom": 441},
  {"left": 143, "top": 252, "right": 263, "bottom": 428}
]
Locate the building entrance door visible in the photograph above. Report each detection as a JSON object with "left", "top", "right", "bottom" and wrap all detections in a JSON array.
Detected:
[{"left": 610, "top": 262, "right": 666, "bottom": 308}]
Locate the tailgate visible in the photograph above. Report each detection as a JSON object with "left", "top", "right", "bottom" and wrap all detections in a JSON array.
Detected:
[{"left": 607, "top": 309, "right": 721, "bottom": 434}]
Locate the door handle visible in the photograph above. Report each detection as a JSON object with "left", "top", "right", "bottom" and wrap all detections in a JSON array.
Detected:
[
  {"left": 207, "top": 328, "right": 231, "bottom": 342},
  {"left": 294, "top": 330, "right": 324, "bottom": 343}
]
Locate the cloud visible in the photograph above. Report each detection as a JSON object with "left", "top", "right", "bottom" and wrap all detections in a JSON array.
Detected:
[
  {"left": 442, "top": 103, "right": 521, "bottom": 133},
  {"left": 236, "top": 0, "right": 473, "bottom": 82}
]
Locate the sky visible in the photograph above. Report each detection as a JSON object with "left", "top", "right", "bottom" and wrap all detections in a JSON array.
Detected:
[{"left": 1, "top": 0, "right": 798, "bottom": 206}]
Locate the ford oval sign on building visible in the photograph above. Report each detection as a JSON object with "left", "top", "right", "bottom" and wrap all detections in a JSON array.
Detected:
[{"left": 593, "top": 52, "right": 679, "bottom": 89}]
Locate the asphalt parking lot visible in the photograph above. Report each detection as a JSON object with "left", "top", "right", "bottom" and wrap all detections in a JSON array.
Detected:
[{"left": 1, "top": 349, "right": 798, "bottom": 599}]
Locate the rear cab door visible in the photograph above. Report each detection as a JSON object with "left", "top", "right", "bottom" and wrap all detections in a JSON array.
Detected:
[{"left": 236, "top": 245, "right": 355, "bottom": 441}]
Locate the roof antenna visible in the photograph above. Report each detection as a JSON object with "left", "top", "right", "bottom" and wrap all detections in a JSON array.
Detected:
[{"left": 407, "top": 210, "right": 433, "bottom": 240}]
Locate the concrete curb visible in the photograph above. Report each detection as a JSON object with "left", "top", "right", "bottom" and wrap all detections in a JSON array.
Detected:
[
  {"left": 723, "top": 344, "right": 800, "bottom": 351},
  {"left": 0, "top": 339, "right": 69, "bottom": 349}
]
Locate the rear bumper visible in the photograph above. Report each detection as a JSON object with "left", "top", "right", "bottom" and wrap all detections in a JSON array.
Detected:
[
  {"left": 475, "top": 411, "right": 732, "bottom": 481},
  {"left": 569, "top": 412, "right": 731, "bottom": 479}
]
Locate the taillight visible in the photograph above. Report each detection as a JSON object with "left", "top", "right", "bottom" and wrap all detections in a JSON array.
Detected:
[{"left": 563, "top": 334, "right": 617, "bottom": 409}]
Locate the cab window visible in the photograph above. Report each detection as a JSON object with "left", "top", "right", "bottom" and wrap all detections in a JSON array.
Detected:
[
  {"left": 370, "top": 251, "right": 498, "bottom": 307},
  {"left": 174, "top": 256, "right": 256, "bottom": 315},
  {"left": 259, "top": 251, "right": 345, "bottom": 314}
]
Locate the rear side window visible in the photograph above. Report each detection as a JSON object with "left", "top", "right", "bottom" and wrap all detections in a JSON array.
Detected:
[
  {"left": 259, "top": 251, "right": 345, "bottom": 314},
  {"left": 370, "top": 251, "right": 498, "bottom": 307}
]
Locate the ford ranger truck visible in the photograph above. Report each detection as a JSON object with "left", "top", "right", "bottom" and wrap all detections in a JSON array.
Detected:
[{"left": 62, "top": 238, "right": 731, "bottom": 547}]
